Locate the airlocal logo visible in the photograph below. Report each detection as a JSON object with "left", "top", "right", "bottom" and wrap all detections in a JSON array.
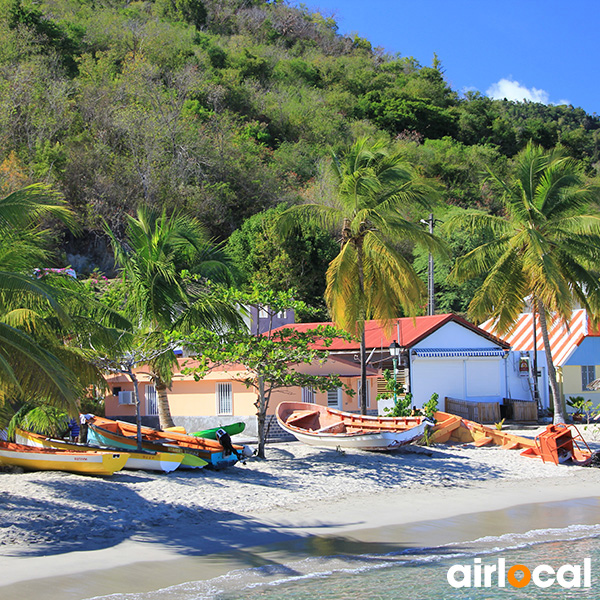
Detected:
[{"left": 447, "top": 558, "right": 592, "bottom": 589}]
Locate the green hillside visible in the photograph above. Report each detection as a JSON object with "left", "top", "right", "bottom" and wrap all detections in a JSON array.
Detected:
[{"left": 1, "top": 0, "right": 599, "bottom": 312}]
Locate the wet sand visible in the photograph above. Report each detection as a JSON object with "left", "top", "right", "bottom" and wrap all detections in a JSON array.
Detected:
[{"left": 2, "top": 434, "right": 600, "bottom": 600}]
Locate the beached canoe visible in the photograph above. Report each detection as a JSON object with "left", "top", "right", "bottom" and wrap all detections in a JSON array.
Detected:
[
  {"left": 15, "top": 429, "right": 184, "bottom": 473},
  {"left": 0, "top": 441, "right": 129, "bottom": 476},
  {"left": 85, "top": 423, "right": 208, "bottom": 469},
  {"left": 276, "top": 402, "right": 432, "bottom": 451},
  {"left": 191, "top": 422, "right": 246, "bottom": 439},
  {"left": 85, "top": 416, "right": 245, "bottom": 469}
]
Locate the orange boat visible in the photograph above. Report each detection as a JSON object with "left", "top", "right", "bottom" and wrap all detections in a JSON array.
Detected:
[
  {"left": 85, "top": 415, "right": 249, "bottom": 469},
  {"left": 431, "top": 411, "right": 592, "bottom": 465}
]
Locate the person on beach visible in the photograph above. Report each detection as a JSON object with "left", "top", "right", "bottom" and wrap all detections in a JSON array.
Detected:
[{"left": 67, "top": 418, "right": 80, "bottom": 442}]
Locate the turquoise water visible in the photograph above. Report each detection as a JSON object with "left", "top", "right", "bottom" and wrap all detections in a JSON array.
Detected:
[{"left": 86, "top": 523, "right": 600, "bottom": 600}]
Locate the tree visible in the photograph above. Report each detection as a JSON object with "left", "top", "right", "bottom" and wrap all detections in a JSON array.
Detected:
[
  {"left": 180, "top": 320, "right": 352, "bottom": 459},
  {"left": 0, "top": 184, "right": 88, "bottom": 410},
  {"left": 280, "top": 138, "right": 444, "bottom": 414},
  {"left": 225, "top": 204, "right": 338, "bottom": 320},
  {"left": 105, "top": 206, "right": 241, "bottom": 429},
  {"left": 448, "top": 143, "right": 600, "bottom": 423}
]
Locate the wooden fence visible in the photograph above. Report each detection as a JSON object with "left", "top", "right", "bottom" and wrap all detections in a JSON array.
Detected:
[
  {"left": 503, "top": 398, "right": 538, "bottom": 423},
  {"left": 444, "top": 397, "right": 501, "bottom": 423}
]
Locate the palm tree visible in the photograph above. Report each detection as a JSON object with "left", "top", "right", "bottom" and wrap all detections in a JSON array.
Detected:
[
  {"left": 0, "top": 184, "right": 87, "bottom": 411},
  {"left": 106, "top": 206, "right": 241, "bottom": 429},
  {"left": 281, "top": 138, "right": 444, "bottom": 413},
  {"left": 448, "top": 142, "right": 600, "bottom": 423}
]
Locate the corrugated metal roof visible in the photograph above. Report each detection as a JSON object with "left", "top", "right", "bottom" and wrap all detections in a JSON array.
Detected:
[
  {"left": 480, "top": 309, "right": 590, "bottom": 366},
  {"left": 274, "top": 314, "right": 510, "bottom": 351}
]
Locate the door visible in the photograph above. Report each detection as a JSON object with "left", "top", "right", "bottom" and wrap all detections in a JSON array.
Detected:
[
  {"left": 145, "top": 384, "right": 158, "bottom": 416},
  {"left": 327, "top": 387, "right": 342, "bottom": 409}
]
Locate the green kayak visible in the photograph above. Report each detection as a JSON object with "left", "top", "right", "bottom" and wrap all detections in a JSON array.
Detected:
[{"left": 191, "top": 422, "right": 245, "bottom": 439}]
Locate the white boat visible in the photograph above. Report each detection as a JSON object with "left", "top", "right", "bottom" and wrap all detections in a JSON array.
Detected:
[{"left": 276, "top": 401, "right": 432, "bottom": 451}]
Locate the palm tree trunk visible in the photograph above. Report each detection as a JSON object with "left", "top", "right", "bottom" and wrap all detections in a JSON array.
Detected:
[
  {"left": 356, "top": 239, "right": 368, "bottom": 415},
  {"left": 156, "top": 379, "right": 176, "bottom": 430},
  {"left": 360, "top": 327, "right": 367, "bottom": 415},
  {"left": 537, "top": 301, "right": 566, "bottom": 423}
]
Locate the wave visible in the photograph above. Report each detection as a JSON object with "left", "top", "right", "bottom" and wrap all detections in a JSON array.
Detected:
[{"left": 83, "top": 523, "right": 600, "bottom": 600}]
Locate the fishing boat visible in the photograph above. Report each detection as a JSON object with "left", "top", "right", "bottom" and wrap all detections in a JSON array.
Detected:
[
  {"left": 276, "top": 402, "right": 432, "bottom": 451},
  {"left": 15, "top": 429, "right": 185, "bottom": 473},
  {"left": 191, "top": 422, "right": 246, "bottom": 439},
  {"left": 85, "top": 416, "right": 246, "bottom": 469},
  {"left": 0, "top": 441, "right": 129, "bottom": 476}
]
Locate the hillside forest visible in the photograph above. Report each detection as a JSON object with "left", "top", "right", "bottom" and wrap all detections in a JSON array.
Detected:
[{"left": 2, "top": 0, "right": 600, "bottom": 316}]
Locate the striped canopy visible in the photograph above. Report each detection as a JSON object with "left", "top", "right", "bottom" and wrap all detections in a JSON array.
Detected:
[{"left": 480, "top": 309, "right": 591, "bottom": 367}]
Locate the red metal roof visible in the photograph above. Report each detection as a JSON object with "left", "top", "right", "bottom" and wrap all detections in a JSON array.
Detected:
[{"left": 274, "top": 314, "right": 510, "bottom": 351}]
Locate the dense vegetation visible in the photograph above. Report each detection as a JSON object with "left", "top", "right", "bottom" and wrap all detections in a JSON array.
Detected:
[{"left": 1, "top": 0, "right": 599, "bottom": 315}]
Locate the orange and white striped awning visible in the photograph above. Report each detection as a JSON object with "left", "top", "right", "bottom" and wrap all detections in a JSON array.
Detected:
[{"left": 480, "top": 309, "right": 590, "bottom": 366}]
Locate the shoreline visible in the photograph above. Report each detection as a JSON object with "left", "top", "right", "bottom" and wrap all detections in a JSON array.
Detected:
[
  {"left": 2, "top": 474, "right": 600, "bottom": 599},
  {"left": 2, "top": 438, "right": 600, "bottom": 599}
]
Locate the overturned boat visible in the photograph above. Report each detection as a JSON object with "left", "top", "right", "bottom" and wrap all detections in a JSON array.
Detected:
[{"left": 276, "top": 401, "right": 432, "bottom": 451}]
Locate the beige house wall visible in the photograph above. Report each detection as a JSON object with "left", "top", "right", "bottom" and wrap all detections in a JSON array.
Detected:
[
  {"left": 103, "top": 358, "right": 376, "bottom": 436},
  {"left": 561, "top": 364, "right": 600, "bottom": 405}
]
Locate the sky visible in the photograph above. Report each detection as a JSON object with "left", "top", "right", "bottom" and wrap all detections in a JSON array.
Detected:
[{"left": 302, "top": 0, "right": 599, "bottom": 115}]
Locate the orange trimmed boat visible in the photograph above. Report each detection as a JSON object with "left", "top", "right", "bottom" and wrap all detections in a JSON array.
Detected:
[
  {"left": 276, "top": 401, "right": 432, "bottom": 451},
  {"left": 0, "top": 441, "right": 129, "bottom": 476},
  {"left": 85, "top": 416, "right": 248, "bottom": 469}
]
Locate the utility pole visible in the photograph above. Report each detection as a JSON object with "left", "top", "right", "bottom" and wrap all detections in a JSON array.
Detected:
[{"left": 420, "top": 213, "right": 436, "bottom": 316}]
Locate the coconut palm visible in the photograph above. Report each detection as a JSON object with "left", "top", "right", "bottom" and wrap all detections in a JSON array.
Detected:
[
  {"left": 0, "top": 184, "right": 88, "bottom": 410},
  {"left": 281, "top": 138, "right": 444, "bottom": 413},
  {"left": 105, "top": 206, "right": 241, "bottom": 429},
  {"left": 448, "top": 142, "right": 600, "bottom": 423}
]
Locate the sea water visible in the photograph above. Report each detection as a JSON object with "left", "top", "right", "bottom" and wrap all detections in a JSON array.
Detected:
[{"left": 85, "top": 523, "right": 600, "bottom": 600}]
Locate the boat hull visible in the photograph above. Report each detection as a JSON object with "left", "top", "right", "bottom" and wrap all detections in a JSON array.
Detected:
[
  {"left": 15, "top": 429, "right": 184, "bottom": 473},
  {"left": 85, "top": 416, "right": 246, "bottom": 469},
  {"left": 191, "top": 422, "right": 246, "bottom": 439},
  {"left": 0, "top": 441, "right": 128, "bottom": 476},
  {"left": 282, "top": 424, "right": 428, "bottom": 451},
  {"left": 86, "top": 423, "right": 214, "bottom": 468},
  {"left": 276, "top": 401, "right": 431, "bottom": 451}
]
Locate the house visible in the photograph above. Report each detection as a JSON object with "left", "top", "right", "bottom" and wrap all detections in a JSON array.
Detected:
[
  {"left": 284, "top": 314, "right": 512, "bottom": 414},
  {"left": 104, "top": 355, "right": 378, "bottom": 438},
  {"left": 104, "top": 313, "right": 517, "bottom": 435},
  {"left": 481, "top": 308, "right": 600, "bottom": 410}
]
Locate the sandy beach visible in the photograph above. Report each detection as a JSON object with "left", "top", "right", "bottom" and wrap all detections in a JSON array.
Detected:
[{"left": 2, "top": 425, "right": 600, "bottom": 600}]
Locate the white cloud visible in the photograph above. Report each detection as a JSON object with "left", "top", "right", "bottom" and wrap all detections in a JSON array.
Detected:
[{"left": 486, "top": 78, "right": 550, "bottom": 104}]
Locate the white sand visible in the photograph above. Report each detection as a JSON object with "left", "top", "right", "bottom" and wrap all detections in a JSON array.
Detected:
[{"left": 2, "top": 425, "right": 600, "bottom": 599}]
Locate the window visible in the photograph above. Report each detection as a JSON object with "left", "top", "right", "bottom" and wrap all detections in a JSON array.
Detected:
[
  {"left": 357, "top": 380, "right": 370, "bottom": 408},
  {"left": 146, "top": 385, "right": 158, "bottom": 416},
  {"left": 118, "top": 391, "right": 133, "bottom": 405},
  {"left": 582, "top": 366, "right": 596, "bottom": 391},
  {"left": 327, "top": 388, "right": 341, "bottom": 408},
  {"left": 217, "top": 383, "right": 232, "bottom": 415},
  {"left": 302, "top": 387, "right": 316, "bottom": 403}
]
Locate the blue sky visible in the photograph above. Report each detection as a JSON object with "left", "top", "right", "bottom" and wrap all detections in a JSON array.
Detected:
[{"left": 303, "top": 0, "right": 599, "bottom": 115}]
